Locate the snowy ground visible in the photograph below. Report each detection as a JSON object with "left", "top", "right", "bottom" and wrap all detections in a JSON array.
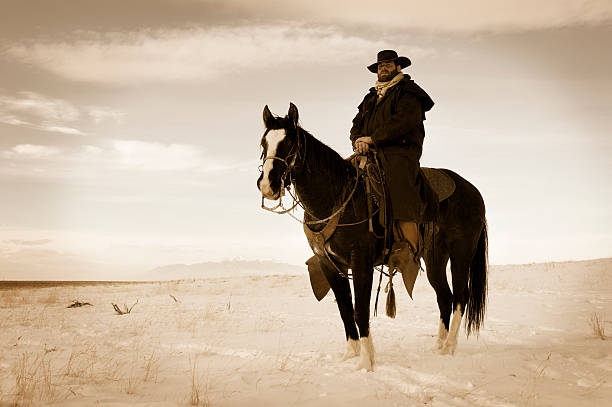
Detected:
[{"left": 0, "top": 258, "right": 611, "bottom": 406}]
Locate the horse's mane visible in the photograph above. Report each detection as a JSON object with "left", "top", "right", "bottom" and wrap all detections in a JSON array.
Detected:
[{"left": 297, "top": 126, "right": 356, "bottom": 202}]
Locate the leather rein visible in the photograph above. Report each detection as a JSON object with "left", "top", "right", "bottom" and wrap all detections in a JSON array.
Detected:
[
  {"left": 259, "top": 128, "right": 365, "bottom": 227},
  {"left": 259, "top": 128, "right": 392, "bottom": 285}
]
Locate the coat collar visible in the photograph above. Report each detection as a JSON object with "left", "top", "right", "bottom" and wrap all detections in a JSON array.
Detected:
[{"left": 366, "top": 74, "right": 434, "bottom": 112}]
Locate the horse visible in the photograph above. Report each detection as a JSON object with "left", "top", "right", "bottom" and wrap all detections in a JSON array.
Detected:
[{"left": 257, "top": 103, "right": 488, "bottom": 371}]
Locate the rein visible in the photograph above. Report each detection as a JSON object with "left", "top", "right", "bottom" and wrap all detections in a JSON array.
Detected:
[
  {"left": 260, "top": 128, "right": 364, "bottom": 227},
  {"left": 261, "top": 158, "right": 365, "bottom": 227},
  {"left": 259, "top": 127, "right": 382, "bottom": 281},
  {"left": 259, "top": 124, "right": 395, "bottom": 315}
]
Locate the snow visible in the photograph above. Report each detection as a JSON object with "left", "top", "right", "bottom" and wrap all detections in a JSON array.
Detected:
[{"left": 0, "top": 258, "right": 611, "bottom": 406}]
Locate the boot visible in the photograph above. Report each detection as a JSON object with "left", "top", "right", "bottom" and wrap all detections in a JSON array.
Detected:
[{"left": 388, "top": 240, "right": 421, "bottom": 299}]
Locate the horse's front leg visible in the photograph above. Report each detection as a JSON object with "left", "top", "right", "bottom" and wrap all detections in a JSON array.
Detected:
[
  {"left": 352, "top": 250, "right": 375, "bottom": 371},
  {"left": 320, "top": 258, "right": 360, "bottom": 361}
]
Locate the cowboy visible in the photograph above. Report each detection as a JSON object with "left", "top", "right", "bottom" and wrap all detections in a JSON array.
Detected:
[{"left": 350, "top": 49, "right": 435, "bottom": 280}]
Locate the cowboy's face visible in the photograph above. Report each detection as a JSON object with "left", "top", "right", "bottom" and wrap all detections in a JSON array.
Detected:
[{"left": 377, "top": 61, "right": 400, "bottom": 82}]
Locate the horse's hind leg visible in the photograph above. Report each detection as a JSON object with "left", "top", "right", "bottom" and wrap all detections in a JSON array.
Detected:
[
  {"left": 441, "top": 252, "right": 471, "bottom": 355},
  {"left": 424, "top": 247, "right": 451, "bottom": 350},
  {"left": 321, "top": 262, "right": 360, "bottom": 361}
]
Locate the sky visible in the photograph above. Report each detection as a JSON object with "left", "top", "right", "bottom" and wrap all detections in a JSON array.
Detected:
[{"left": 0, "top": 0, "right": 611, "bottom": 279}]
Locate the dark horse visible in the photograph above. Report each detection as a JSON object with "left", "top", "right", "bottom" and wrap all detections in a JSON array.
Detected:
[{"left": 257, "top": 103, "right": 488, "bottom": 371}]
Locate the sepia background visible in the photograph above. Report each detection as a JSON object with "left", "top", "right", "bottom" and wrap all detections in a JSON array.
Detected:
[
  {"left": 1, "top": 0, "right": 611, "bottom": 280},
  {"left": 1, "top": 2, "right": 611, "bottom": 407}
]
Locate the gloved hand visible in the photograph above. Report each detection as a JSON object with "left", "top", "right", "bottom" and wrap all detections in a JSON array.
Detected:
[{"left": 353, "top": 136, "right": 373, "bottom": 155}]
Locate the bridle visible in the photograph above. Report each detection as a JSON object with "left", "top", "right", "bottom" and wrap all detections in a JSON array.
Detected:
[
  {"left": 258, "top": 124, "right": 393, "bottom": 300},
  {"left": 259, "top": 128, "right": 301, "bottom": 214},
  {"left": 259, "top": 126, "right": 367, "bottom": 227}
]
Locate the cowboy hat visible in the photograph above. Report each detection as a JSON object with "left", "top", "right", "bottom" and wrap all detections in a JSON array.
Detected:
[{"left": 367, "top": 50, "right": 411, "bottom": 73}]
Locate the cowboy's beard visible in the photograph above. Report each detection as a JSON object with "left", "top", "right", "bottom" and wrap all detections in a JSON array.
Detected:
[{"left": 377, "top": 66, "right": 400, "bottom": 82}]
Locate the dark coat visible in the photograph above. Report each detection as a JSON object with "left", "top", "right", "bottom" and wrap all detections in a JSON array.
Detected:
[{"left": 350, "top": 75, "right": 437, "bottom": 222}]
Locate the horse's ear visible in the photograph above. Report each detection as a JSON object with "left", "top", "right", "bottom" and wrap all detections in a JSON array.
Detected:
[
  {"left": 288, "top": 102, "right": 299, "bottom": 126},
  {"left": 263, "top": 105, "right": 273, "bottom": 128}
]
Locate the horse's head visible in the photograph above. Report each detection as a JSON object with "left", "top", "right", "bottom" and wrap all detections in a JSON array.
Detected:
[{"left": 257, "top": 103, "right": 300, "bottom": 200}]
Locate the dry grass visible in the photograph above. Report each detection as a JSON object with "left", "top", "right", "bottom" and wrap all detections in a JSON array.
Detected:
[
  {"left": 14, "top": 352, "right": 39, "bottom": 406},
  {"left": 154, "top": 280, "right": 182, "bottom": 296},
  {"left": 278, "top": 353, "right": 292, "bottom": 372},
  {"left": 122, "top": 371, "right": 140, "bottom": 395},
  {"left": 116, "top": 350, "right": 162, "bottom": 394},
  {"left": 0, "top": 290, "right": 20, "bottom": 306},
  {"left": 16, "top": 308, "right": 33, "bottom": 327},
  {"left": 128, "top": 318, "right": 152, "bottom": 336},
  {"left": 9, "top": 305, "right": 58, "bottom": 329},
  {"left": 143, "top": 351, "right": 160, "bottom": 383},
  {"left": 589, "top": 312, "right": 606, "bottom": 340},
  {"left": 189, "top": 357, "right": 210, "bottom": 407},
  {"left": 63, "top": 345, "right": 98, "bottom": 379},
  {"left": 112, "top": 299, "right": 139, "bottom": 315},
  {"left": 12, "top": 351, "right": 74, "bottom": 406},
  {"left": 0, "top": 290, "right": 43, "bottom": 306},
  {"left": 0, "top": 309, "right": 14, "bottom": 328},
  {"left": 202, "top": 303, "right": 219, "bottom": 320},
  {"left": 37, "top": 289, "right": 60, "bottom": 304}
]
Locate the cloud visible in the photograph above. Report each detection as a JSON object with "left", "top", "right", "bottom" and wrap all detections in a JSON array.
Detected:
[
  {"left": 0, "top": 138, "right": 238, "bottom": 180},
  {"left": 0, "top": 91, "right": 123, "bottom": 135},
  {"left": 5, "top": 239, "right": 52, "bottom": 246},
  {"left": 112, "top": 139, "right": 238, "bottom": 172},
  {"left": 41, "top": 125, "right": 87, "bottom": 136},
  {"left": 4, "top": 25, "right": 395, "bottom": 84},
  {"left": 3, "top": 3, "right": 610, "bottom": 86},
  {"left": 3, "top": 144, "right": 61, "bottom": 159},
  {"left": 86, "top": 106, "right": 125, "bottom": 124},
  {"left": 0, "top": 91, "right": 80, "bottom": 121},
  {"left": 195, "top": 0, "right": 612, "bottom": 32},
  {"left": 113, "top": 140, "right": 205, "bottom": 171},
  {"left": 82, "top": 145, "right": 104, "bottom": 155}
]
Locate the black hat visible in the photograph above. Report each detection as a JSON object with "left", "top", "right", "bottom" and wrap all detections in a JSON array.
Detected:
[{"left": 367, "top": 50, "right": 411, "bottom": 73}]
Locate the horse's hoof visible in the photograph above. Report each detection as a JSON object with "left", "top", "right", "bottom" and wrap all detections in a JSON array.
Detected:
[
  {"left": 430, "top": 340, "right": 444, "bottom": 353},
  {"left": 340, "top": 339, "right": 360, "bottom": 361},
  {"left": 341, "top": 352, "right": 358, "bottom": 361},
  {"left": 440, "top": 341, "right": 457, "bottom": 355},
  {"left": 355, "top": 336, "right": 375, "bottom": 371},
  {"left": 355, "top": 357, "right": 373, "bottom": 372}
]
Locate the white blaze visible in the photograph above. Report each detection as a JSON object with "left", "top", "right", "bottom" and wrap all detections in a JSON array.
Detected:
[{"left": 260, "top": 129, "right": 286, "bottom": 197}]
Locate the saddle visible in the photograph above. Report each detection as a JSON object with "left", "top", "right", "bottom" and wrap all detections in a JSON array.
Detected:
[
  {"left": 304, "top": 154, "right": 456, "bottom": 301},
  {"left": 421, "top": 167, "right": 455, "bottom": 202}
]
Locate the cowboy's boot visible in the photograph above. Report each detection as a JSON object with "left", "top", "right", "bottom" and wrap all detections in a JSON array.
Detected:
[{"left": 388, "top": 240, "right": 421, "bottom": 299}]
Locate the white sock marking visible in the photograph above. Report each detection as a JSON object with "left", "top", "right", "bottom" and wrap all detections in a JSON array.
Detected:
[
  {"left": 442, "top": 304, "right": 462, "bottom": 355},
  {"left": 357, "top": 335, "right": 375, "bottom": 371},
  {"left": 341, "top": 338, "right": 360, "bottom": 361},
  {"left": 437, "top": 318, "right": 449, "bottom": 349}
]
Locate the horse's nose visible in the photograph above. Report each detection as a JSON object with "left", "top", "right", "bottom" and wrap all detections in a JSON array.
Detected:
[{"left": 256, "top": 174, "right": 263, "bottom": 192}]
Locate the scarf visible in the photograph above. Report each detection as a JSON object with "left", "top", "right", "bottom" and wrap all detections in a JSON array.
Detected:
[{"left": 375, "top": 72, "right": 404, "bottom": 100}]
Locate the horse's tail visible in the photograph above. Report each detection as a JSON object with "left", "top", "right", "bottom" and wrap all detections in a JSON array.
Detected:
[{"left": 465, "top": 218, "right": 488, "bottom": 336}]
